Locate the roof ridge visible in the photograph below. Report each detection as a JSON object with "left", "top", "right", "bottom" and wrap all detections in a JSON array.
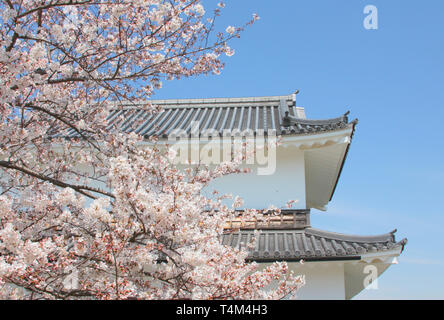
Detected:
[
  {"left": 112, "top": 94, "right": 295, "bottom": 107},
  {"left": 305, "top": 228, "right": 395, "bottom": 243}
]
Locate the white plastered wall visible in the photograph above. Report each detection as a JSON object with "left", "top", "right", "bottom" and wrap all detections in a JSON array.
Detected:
[
  {"left": 259, "top": 261, "right": 346, "bottom": 300},
  {"left": 203, "top": 145, "right": 306, "bottom": 210}
]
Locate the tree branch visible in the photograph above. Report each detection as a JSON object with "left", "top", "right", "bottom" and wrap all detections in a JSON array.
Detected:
[{"left": 0, "top": 160, "right": 114, "bottom": 199}]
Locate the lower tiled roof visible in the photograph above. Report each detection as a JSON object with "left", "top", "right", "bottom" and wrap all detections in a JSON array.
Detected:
[{"left": 221, "top": 228, "right": 407, "bottom": 262}]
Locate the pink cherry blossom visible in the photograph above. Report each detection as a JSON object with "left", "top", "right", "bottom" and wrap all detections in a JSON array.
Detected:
[{"left": 0, "top": 1, "right": 303, "bottom": 300}]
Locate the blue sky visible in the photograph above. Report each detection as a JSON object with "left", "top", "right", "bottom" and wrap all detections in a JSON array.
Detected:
[{"left": 153, "top": 1, "right": 444, "bottom": 299}]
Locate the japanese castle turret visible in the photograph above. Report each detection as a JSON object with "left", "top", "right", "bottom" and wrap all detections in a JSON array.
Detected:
[{"left": 105, "top": 91, "right": 407, "bottom": 300}]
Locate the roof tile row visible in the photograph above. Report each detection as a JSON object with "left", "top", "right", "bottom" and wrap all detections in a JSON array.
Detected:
[{"left": 221, "top": 228, "right": 407, "bottom": 261}]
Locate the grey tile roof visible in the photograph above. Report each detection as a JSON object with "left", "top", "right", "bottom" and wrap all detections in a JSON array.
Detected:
[
  {"left": 91, "top": 94, "right": 355, "bottom": 140},
  {"left": 221, "top": 228, "right": 407, "bottom": 262}
]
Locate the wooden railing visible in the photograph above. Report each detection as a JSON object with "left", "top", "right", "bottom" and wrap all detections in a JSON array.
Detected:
[{"left": 223, "top": 209, "right": 310, "bottom": 230}]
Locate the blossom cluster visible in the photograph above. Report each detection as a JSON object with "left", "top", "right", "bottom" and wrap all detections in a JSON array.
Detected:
[{"left": 0, "top": 1, "right": 302, "bottom": 299}]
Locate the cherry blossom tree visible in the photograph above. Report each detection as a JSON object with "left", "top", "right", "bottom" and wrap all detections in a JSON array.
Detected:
[{"left": 0, "top": 0, "right": 304, "bottom": 299}]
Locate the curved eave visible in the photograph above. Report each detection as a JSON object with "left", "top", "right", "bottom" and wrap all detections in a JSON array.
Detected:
[
  {"left": 328, "top": 119, "right": 358, "bottom": 201},
  {"left": 279, "top": 123, "right": 354, "bottom": 148},
  {"left": 280, "top": 113, "right": 350, "bottom": 136},
  {"left": 280, "top": 119, "right": 358, "bottom": 207},
  {"left": 283, "top": 122, "right": 355, "bottom": 211}
]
